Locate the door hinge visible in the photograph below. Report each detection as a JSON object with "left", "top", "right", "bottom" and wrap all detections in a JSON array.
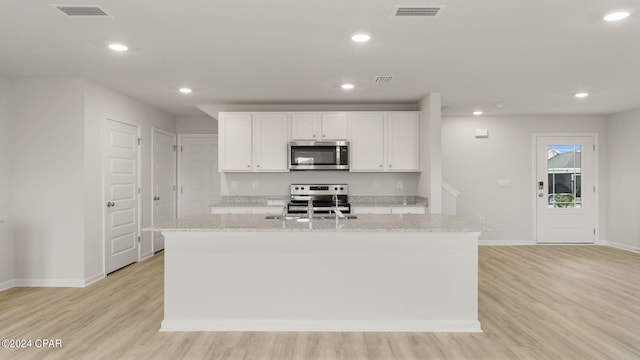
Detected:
[
  {"left": 593, "top": 186, "right": 596, "bottom": 193},
  {"left": 138, "top": 236, "right": 141, "bottom": 243},
  {"left": 173, "top": 185, "right": 176, "bottom": 191},
  {"left": 593, "top": 144, "right": 595, "bottom": 151},
  {"left": 138, "top": 138, "right": 142, "bottom": 146},
  {"left": 181, "top": 186, "right": 183, "bottom": 194},
  {"left": 173, "top": 145, "right": 177, "bottom": 152},
  {"left": 138, "top": 187, "right": 141, "bottom": 194},
  {"left": 593, "top": 228, "right": 596, "bottom": 235},
  {"left": 180, "top": 145, "right": 183, "bottom": 152}
]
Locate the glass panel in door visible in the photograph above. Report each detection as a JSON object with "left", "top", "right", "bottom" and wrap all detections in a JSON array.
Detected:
[{"left": 547, "top": 145, "right": 582, "bottom": 208}]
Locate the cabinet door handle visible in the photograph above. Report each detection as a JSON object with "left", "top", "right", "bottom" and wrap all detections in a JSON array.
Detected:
[
  {"left": 247, "top": 165, "right": 251, "bottom": 168},
  {"left": 257, "top": 165, "right": 260, "bottom": 168},
  {"left": 322, "top": 134, "right": 326, "bottom": 138},
  {"left": 389, "top": 164, "right": 393, "bottom": 168},
  {"left": 379, "top": 164, "right": 383, "bottom": 168},
  {"left": 313, "top": 134, "right": 316, "bottom": 138}
]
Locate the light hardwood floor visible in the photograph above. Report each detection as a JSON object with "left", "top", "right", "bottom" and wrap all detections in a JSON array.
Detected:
[{"left": 1, "top": 246, "right": 639, "bottom": 360}]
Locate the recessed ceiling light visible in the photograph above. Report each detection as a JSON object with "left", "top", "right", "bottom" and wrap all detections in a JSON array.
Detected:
[
  {"left": 179, "top": 88, "right": 193, "bottom": 94},
  {"left": 350, "top": 32, "right": 372, "bottom": 43},
  {"left": 604, "top": 11, "right": 630, "bottom": 22},
  {"left": 473, "top": 111, "right": 483, "bottom": 116},
  {"left": 574, "top": 92, "right": 589, "bottom": 98},
  {"left": 341, "top": 83, "right": 355, "bottom": 90},
  {"left": 108, "top": 43, "right": 128, "bottom": 52}
]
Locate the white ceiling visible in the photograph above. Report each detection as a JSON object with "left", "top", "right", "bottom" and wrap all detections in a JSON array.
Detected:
[{"left": 1, "top": 0, "right": 638, "bottom": 116}]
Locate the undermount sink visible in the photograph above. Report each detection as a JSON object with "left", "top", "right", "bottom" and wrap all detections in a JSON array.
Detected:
[{"left": 265, "top": 215, "right": 358, "bottom": 220}]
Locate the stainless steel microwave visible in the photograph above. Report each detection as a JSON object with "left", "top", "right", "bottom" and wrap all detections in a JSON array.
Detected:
[{"left": 289, "top": 141, "right": 349, "bottom": 171}]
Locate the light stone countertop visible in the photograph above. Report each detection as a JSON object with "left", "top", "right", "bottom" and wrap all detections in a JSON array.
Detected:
[
  {"left": 209, "top": 196, "right": 428, "bottom": 208},
  {"left": 144, "top": 214, "right": 490, "bottom": 233}
]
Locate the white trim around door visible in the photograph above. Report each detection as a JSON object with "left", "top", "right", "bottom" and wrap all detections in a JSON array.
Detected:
[
  {"left": 150, "top": 128, "right": 177, "bottom": 255},
  {"left": 531, "top": 133, "right": 600, "bottom": 244}
]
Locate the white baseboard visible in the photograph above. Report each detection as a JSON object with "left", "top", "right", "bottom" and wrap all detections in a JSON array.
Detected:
[
  {"left": 140, "top": 251, "right": 154, "bottom": 261},
  {"left": 13, "top": 278, "right": 86, "bottom": 288},
  {"left": 0, "top": 279, "right": 16, "bottom": 292},
  {"left": 1, "top": 274, "right": 105, "bottom": 291},
  {"left": 606, "top": 241, "right": 640, "bottom": 253},
  {"left": 84, "top": 272, "right": 105, "bottom": 287},
  {"left": 479, "top": 240, "right": 535, "bottom": 246},
  {"left": 160, "top": 319, "right": 482, "bottom": 333}
]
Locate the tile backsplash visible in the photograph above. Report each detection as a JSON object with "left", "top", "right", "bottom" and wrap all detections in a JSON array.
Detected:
[{"left": 221, "top": 172, "right": 419, "bottom": 196}]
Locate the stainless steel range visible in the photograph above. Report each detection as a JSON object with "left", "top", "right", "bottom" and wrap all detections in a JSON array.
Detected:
[{"left": 287, "top": 184, "right": 351, "bottom": 214}]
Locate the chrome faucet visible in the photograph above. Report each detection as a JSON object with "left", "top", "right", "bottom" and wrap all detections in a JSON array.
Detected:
[
  {"left": 332, "top": 193, "right": 345, "bottom": 219},
  {"left": 307, "top": 198, "right": 314, "bottom": 219}
]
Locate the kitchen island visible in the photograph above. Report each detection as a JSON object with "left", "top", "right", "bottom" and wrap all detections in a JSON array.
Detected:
[{"left": 146, "top": 214, "right": 486, "bottom": 332}]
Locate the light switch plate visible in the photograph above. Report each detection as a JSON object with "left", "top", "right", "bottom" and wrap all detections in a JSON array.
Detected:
[{"left": 475, "top": 129, "right": 489, "bottom": 138}]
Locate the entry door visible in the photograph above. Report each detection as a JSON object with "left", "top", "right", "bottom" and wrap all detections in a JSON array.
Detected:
[
  {"left": 178, "top": 135, "right": 219, "bottom": 216},
  {"left": 152, "top": 129, "right": 176, "bottom": 252},
  {"left": 105, "top": 119, "right": 140, "bottom": 273},
  {"left": 536, "top": 136, "right": 595, "bottom": 243}
]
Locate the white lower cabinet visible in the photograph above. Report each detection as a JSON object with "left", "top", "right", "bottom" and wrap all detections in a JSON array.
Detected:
[
  {"left": 353, "top": 206, "right": 426, "bottom": 215},
  {"left": 211, "top": 207, "right": 283, "bottom": 215}
]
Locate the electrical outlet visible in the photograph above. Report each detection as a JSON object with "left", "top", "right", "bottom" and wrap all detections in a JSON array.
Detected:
[{"left": 396, "top": 181, "right": 403, "bottom": 189}]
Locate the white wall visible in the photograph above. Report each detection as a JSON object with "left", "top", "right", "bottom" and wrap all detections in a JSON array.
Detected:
[
  {"left": 0, "top": 76, "right": 13, "bottom": 289},
  {"left": 442, "top": 115, "right": 607, "bottom": 243},
  {"left": 418, "top": 94, "right": 442, "bottom": 213},
  {"left": 605, "top": 109, "right": 640, "bottom": 251},
  {"left": 176, "top": 116, "right": 217, "bottom": 134},
  {"left": 84, "top": 80, "right": 175, "bottom": 276},
  {"left": 11, "top": 79, "right": 86, "bottom": 283},
  {"left": 221, "top": 172, "right": 418, "bottom": 196}
]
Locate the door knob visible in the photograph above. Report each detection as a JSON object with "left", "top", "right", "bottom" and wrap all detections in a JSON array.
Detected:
[
  {"left": 107, "top": 201, "right": 115, "bottom": 207},
  {"left": 538, "top": 193, "right": 544, "bottom": 198}
]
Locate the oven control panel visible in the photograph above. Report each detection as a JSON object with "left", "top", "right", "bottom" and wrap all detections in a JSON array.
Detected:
[{"left": 290, "top": 184, "right": 348, "bottom": 196}]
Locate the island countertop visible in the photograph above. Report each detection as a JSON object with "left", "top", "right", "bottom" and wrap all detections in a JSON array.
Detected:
[{"left": 145, "top": 213, "right": 489, "bottom": 232}]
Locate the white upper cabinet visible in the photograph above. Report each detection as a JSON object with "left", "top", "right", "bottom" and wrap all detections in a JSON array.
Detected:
[
  {"left": 350, "top": 112, "right": 420, "bottom": 172},
  {"left": 290, "top": 113, "right": 319, "bottom": 140},
  {"left": 219, "top": 112, "right": 253, "bottom": 171},
  {"left": 219, "top": 112, "right": 289, "bottom": 172},
  {"left": 350, "top": 113, "right": 385, "bottom": 171},
  {"left": 386, "top": 112, "right": 420, "bottom": 172},
  {"left": 290, "top": 112, "right": 348, "bottom": 140},
  {"left": 252, "top": 113, "right": 288, "bottom": 172},
  {"left": 320, "top": 113, "right": 348, "bottom": 140}
]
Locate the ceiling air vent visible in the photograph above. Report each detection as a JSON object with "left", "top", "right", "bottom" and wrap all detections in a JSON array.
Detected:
[
  {"left": 393, "top": 6, "right": 443, "bottom": 17},
  {"left": 374, "top": 76, "right": 394, "bottom": 84},
  {"left": 53, "top": 5, "right": 110, "bottom": 17}
]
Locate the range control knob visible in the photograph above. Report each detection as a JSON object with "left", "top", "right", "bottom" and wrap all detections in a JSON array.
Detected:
[
  {"left": 334, "top": 187, "right": 338, "bottom": 191},
  {"left": 301, "top": 187, "right": 305, "bottom": 190},
  {"left": 295, "top": 187, "right": 299, "bottom": 190},
  {"left": 340, "top": 187, "right": 344, "bottom": 190}
]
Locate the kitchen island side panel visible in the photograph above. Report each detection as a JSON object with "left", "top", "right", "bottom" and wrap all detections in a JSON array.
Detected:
[{"left": 162, "top": 231, "right": 480, "bottom": 332}]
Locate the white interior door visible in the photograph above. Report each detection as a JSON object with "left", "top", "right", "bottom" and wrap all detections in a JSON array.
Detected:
[
  {"left": 152, "top": 129, "right": 176, "bottom": 252},
  {"left": 536, "top": 136, "right": 595, "bottom": 243},
  {"left": 179, "top": 135, "right": 219, "bottom": 216},
  {"left": 105, "top": 119, "right": 140, "bottom": 274}
]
